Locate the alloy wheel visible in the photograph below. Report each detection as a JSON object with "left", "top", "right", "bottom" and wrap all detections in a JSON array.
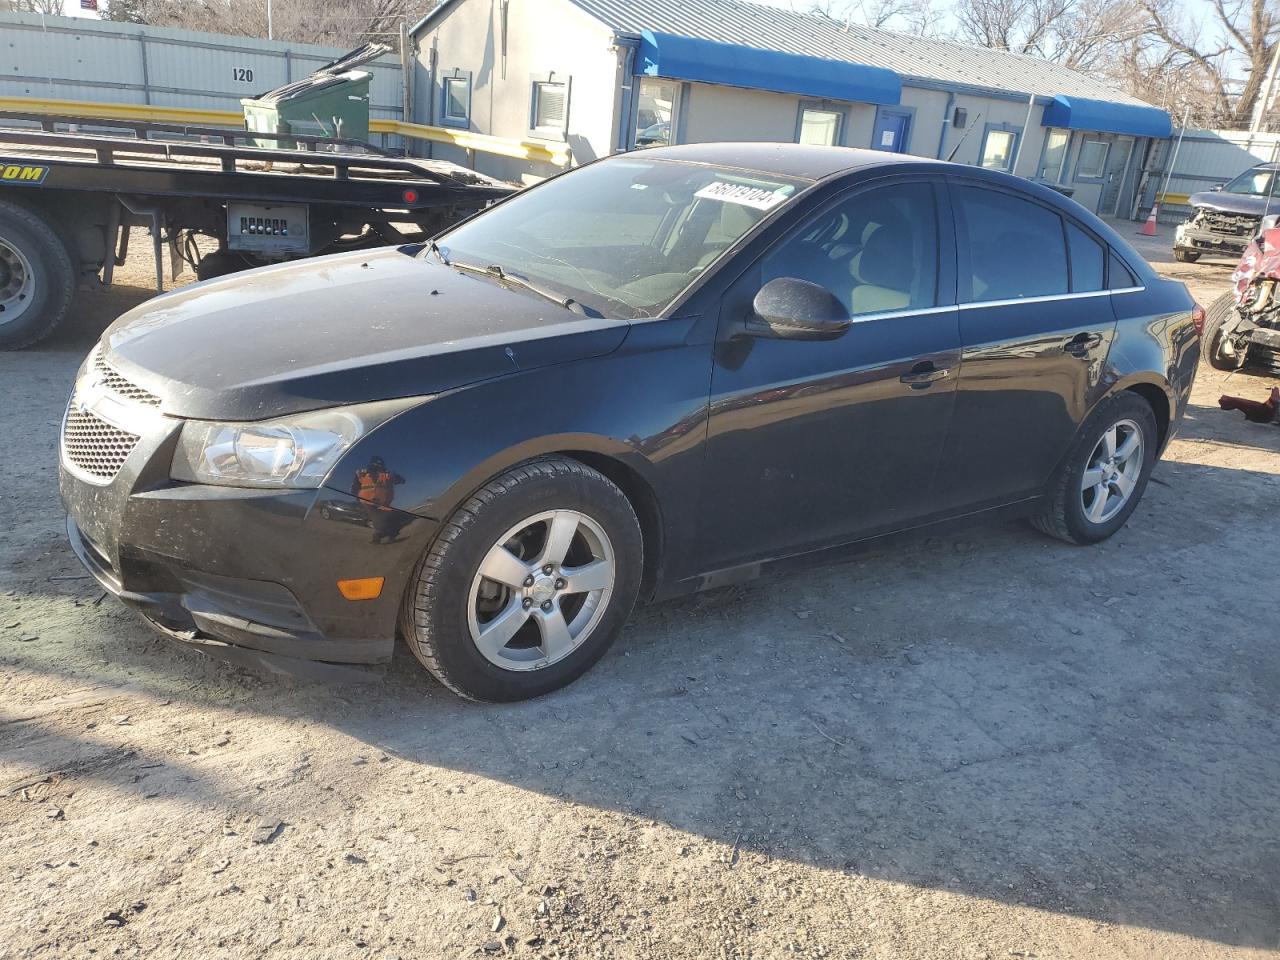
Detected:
[
  {"left": 466, "top": 509, "right": 616, "bottom": 671},
  {"left": 1080, "top": 418, "right": 1144, "bottom": 525},
  {"left": 0, "top": 237, "right": 34, "bottom": 327}
]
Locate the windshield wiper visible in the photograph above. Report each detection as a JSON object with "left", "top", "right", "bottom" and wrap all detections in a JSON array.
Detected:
[
  {"left": 426, "top": 239, "right": 450, "bottom": 265},
  {"left": 449, "top": 261, "right": 599, "bottom": 317}
]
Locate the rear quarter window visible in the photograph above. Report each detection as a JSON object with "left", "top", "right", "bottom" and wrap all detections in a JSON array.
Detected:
[
  {"left": 1066, "top": 222, "right": 1105, "bottom": 292},
  {"left": 1108, "top": 251, "right": 1139, "bottom": 289}
]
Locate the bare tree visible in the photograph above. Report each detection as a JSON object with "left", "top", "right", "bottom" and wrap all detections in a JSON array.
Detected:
[
  {"left": 113, "top": 0, "right": 436, "bottom": 47},
  {"left": 1136, "top": 0, "right": 1278, "bottom": 126},
  {"left": 1, "top": 0, "right": 66, "bottom": 14},
  {"left": 807, "top": 0, "right": 946, "bottom": 37}
]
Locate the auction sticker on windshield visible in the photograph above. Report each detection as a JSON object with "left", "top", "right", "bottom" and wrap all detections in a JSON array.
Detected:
[{"left": 694, "top": 180, "right": 793, "bottom": 210}]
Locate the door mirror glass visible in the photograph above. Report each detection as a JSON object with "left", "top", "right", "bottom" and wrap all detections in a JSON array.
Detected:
[{"left": 749, "top": 277, "right": 851, "bottom": 340}]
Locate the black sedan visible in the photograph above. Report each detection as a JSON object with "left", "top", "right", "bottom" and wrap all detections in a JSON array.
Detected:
[{"left": 60, "top": 144, "right": 1201, "bottom": 701}]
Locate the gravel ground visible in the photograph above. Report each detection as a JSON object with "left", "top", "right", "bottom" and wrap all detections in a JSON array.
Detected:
[{"left": 1, "top": 227, "right": 1278, "bottom": 960}]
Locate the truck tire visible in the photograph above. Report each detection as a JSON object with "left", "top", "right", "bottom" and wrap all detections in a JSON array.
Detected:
[
  {"left": 0, "top": 199, "right": 75, "bottom": 350},
  {"left": 1201, "top": 291, "right": 1247, "bottom": 371},
  {"left": 1173, "top": 248, "right": 1201, "bottom": 263}
]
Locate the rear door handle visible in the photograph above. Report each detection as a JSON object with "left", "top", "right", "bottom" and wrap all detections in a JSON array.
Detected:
[
  {"left": 900, "top": 362, "right": 951, "bottom": 388},
  {"left": 1064, "top": 332, "right": 1103, "bottom": 356}
]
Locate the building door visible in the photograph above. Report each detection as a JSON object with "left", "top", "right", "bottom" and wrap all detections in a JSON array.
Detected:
[
  {"left": 872, "top": 108, "right": 912, "bottom": 153},
  {"left": 1101, "top": 135, "right": 1134, "bottom": 216},
  {"left": 1070, "top": 135, "right": 1112, "bottom": 213}
]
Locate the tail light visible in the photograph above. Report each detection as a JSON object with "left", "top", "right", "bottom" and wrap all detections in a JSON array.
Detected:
[{"left": 1191, "top": 303, "right": 1206, "bottom": 338}]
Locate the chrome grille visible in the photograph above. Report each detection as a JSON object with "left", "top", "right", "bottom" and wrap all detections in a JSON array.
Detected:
[
  {"left": 62, "top": 405, "right": 140, "bottom": 482},
  {"left": 92, "top": 349, "right": 160, "bottom": 407}
]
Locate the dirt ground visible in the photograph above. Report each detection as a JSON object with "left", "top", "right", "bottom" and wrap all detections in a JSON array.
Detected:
[{"left": 1, "top": 226, "right": 1278, "bottom": 960}]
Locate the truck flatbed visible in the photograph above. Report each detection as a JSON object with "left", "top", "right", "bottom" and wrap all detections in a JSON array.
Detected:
[{"left": 0, "top": 112, "right": 515, "bottom": 348}]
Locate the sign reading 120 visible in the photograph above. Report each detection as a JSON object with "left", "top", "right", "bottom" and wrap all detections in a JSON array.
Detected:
[{"left": 233, "top": 68, "right": 255, "bottom": 83}]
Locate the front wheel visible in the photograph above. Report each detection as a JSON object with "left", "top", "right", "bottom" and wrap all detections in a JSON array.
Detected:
[
  {"left": 1201, "top": 291, "right": 1247, "bottom": 371},
  {"left": 400, "top": 457, "right": 643, "bottom": 702},
  {"left": 1031, "top": 393, "right": 1159, "bottom": 545}
]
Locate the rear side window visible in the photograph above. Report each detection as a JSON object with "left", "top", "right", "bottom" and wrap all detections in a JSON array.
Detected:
[
  {"left": 957, "top": 186, "right": 1067, "bottom": 301},
  {"left": 1066, "top": 222, "right": 1105, "bottom": 292},
  {"left": 1109, "top": 251, "right": 1139, "bottom": 288}
]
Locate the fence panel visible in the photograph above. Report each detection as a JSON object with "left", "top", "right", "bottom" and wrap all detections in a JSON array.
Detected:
[
  {"left": 0, "top": 12, "right": 403, "bottom": 132},
  {"left": 1139, "top": 128, "right": 1280, "bottom": 222}
]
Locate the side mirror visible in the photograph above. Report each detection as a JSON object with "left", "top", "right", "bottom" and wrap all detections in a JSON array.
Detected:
[{"left": 748, "top": 277, "right": 851, "bottom": 341}]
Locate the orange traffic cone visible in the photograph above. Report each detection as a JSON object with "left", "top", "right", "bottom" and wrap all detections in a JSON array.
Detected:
[{"left": 1139, "top": 203, "right": 1159, "bottom": 236}]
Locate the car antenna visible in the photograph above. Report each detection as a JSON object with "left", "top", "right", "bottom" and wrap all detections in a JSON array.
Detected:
[{"left": 946, "top": 111, "right": 983, "bottom": 164}]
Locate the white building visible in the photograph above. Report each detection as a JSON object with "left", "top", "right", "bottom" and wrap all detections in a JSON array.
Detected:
[{"left": 409, "top": 0, "right": 1171, "bottom": 218}]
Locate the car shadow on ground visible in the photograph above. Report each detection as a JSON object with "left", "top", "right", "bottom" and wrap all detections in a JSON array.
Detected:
[{"left": 9, "top": 443, "right": 1280, "bottom": 950}]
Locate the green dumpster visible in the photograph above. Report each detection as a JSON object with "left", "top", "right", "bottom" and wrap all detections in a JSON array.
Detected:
[{"left": 241, "top": 42, "right": 388, "bottom": 149}]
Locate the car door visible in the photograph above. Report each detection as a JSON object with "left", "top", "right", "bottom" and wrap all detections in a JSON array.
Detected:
[
  {"left": 932, "top": 182, "right": 1118, "bottom": 514},
  {"left": 697, "top": 177, "right": 961, "bottom": 571}
]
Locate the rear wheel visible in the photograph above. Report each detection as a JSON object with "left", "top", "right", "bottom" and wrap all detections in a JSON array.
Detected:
[
  {"left": 400, "top": 457, "right": 643, "bottom": 702},
  {"left": 0, "top": 200, "right": 75, "bottom": 350},
  {"left": 1173, "top": 248, "right": 1201, "bottom": 263},
  {"left": 1201, "top": 291, "right": 1247, "bottom": 371},
  {"left": 1031, "top": 392, "right": 1159, "bottom": 545}
]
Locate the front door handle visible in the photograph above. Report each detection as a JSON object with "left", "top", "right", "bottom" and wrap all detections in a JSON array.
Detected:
[
  {"left": 1064, "top": 332, "right": 1103, "bottom": 356},
  {"left": 900, "top": 362, "right": 951, "bottom": 388}
]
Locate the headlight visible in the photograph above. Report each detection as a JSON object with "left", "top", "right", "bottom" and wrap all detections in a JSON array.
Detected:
[{"left": 171, "top": 399, "right": 418, "bottom": 488}]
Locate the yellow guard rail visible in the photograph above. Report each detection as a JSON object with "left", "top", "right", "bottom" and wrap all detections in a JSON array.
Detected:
[{"left": 0, "top": 95, "right": 571, "bottom": 167}]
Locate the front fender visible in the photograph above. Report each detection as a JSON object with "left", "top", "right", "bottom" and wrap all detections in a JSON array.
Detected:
[{"left": 325, "top": 333, "right": 714, "bottom": 585}]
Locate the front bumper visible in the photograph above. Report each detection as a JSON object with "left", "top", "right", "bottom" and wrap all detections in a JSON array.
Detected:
[
  {"left": 59, "top": 400, "right": 436, "bottom": 674},
  {"left": 1175, "top": 219, "right": 1252, "bottom": 255}
]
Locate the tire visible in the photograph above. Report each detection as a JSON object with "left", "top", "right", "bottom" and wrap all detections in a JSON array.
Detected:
[
  {"left": 0, "top": 199, "right": 75, "bottom": 350},
  {"left": 1173, "top": 248, "right": 1201, "bottom": 263},
  {"left": 400, "top": 457, "right": 643, "bottom": 702},
  {"left": 1030, "top": 392, "right": 1159, "bottom": 545},
  {"left": 196, "top": 249, "right": 249, "bottom": 282},
  {"left": 1201, "top": 290, "right": 1247, "bottom": 371}
]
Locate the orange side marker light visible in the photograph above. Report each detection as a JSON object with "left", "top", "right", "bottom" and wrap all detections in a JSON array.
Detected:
[{"left": 337, "top": 577, "right": 384, "bottom": 601}]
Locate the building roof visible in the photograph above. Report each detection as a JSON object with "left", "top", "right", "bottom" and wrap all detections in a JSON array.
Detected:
[{"left": 569, "top": 0, "right": 1153, "bottom": 108}]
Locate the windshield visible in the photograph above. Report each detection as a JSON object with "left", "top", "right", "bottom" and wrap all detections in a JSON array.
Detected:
[
  {"left": 1223, "top": 167, "right": 1278, "bottom": 196},
  {"left": 433, "top": 158, "right": 810, "bottom": 319}
]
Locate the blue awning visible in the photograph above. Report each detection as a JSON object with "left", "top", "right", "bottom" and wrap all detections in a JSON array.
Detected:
[
  {"left": 638, "top": 30, "right": 901, "bottom": 106},
  {"left": 1041, "top": 95, "right": 1171, "bottom": 139}
]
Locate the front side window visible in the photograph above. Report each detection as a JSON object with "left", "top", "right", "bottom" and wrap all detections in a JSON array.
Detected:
[
  {"left": 1223, "top": 167, "right": 1277, "bottom": 196},
  {"left": 635, "top": 77, "right": 678, "bottom": 148},
  {"left": 1039, "top": 129, "right": 1070, "bottom": 181},
  {"left": 1076, "top": 139, "right": 1109, "bottom": 180},
  {"left": 442, "top": 75, "right": 470, "bottom": 125},
  {"left": 760, "top": 181, "right": 938, "bottom": 316},
  {"left": 798, "top": 108, "right": 842, "bottom": 146},
  {"left": 980, "top": 128, "right": 1018, "bottom": 170},
  {"left": 957, "top": 186, "right": 1067, "bottom": 302},
  {"left": 436, "top": 158, "right": 808, "bottom": 319}
]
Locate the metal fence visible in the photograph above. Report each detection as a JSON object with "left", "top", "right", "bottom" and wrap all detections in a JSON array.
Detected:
[
  {"left": 0, "top": 11, "right": 403, "bottom": 122},
  {"left": 1139, "top": 128, "right": 1280, "bottom": 222}
]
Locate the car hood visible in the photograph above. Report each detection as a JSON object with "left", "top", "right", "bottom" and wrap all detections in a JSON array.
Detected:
[
  {"left": 101, "top": 246, "right": 630, "bottom": 420},
  {"left": 1188, "top": 191, "right": 1272, "bottom": 216}
]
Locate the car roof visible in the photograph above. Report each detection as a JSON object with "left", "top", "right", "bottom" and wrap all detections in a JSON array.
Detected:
[{"left": 633, "top": 142, "right": 938, "bottom": 180}]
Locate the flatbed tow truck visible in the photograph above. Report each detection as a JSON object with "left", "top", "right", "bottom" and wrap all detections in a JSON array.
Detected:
[{"left": 0, "top": 111, "right": 513, "bottom": 348}]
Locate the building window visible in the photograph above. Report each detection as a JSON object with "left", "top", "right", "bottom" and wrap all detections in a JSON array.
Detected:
[
  {"left": 635, "top": 77, "right": 679, "bottom": 148},
  {"left": 798, "top": 107, "right": 843, "bottom": 146},
  {"left": 1076, "top": 138, "right": 1110, "bottom": 180},
  {"left": 979, "top": 124, "right": 1020, "bottom": 171},
  {"left": 530, "top": 75, "right": 570, "bottom": 139},
  {"left": 1038, "top": 128, "right": 1070, "bottom": 181},
  {"left": 441, "top": 73, "right": 470, "bottom": 127}
]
